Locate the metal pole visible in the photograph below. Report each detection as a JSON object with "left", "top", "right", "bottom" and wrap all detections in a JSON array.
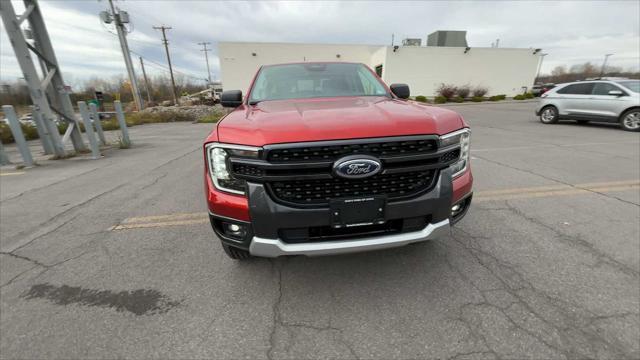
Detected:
[
  {"left": 77, "top": 102, "right": 100, "bottom": 159},
  {"left": 535, "top": 53, "right": 547, "bottom": 83},
  {"left": 2, "top": 105, "right": 34, "bottom": 167},
  {"left": 89, "top": 103, "right": 107, "bottom": 145},
  {"left": 0, "top": 0, "right": 67, "bottom": 157},
  {"left": 599, "top": 53, "right": 613, "bottom": 78},
  {"left": 107, "top": 0, "right": 144, "bottom": 111},
  {"left": 0, "top": 141, "right": 11, "bottom": 166},
  {"left": 154, "top": 26, "right": 178, "bottom": 105},
  {"left": 139, "top": 57, "right": 152, "bottom": 103},
  {"left": 30, "top": 106, "right": 54, "bottom": 154},
  {"left": 113, "top": 101, "right": 131, "bottom": 147},
  {"left": 198, "top": 42, "right": 212, "bottom": 84}
]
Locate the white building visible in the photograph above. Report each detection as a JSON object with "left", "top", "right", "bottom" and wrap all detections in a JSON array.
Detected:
[{"left": 219, "top": 37, "right": 543, "bottom": 97}]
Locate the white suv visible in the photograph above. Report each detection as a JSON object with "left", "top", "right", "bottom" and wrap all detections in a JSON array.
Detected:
[{"left": 535, "top": 79, "right": 639, "bottom": 131}]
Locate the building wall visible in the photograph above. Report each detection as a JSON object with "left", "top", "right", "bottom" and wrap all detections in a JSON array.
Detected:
[
  {"left": 381, "top": 46, "right": 540, "bottom": 96},
  {"left": 218, "top": 41, "right": 541, "bottom": 97},
  {"left": 218, "top": 42, "right": 380, "bottom": 93}
]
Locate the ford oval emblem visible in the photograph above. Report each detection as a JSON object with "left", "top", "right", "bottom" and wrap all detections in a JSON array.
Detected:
[{"left": 333, "top": 155, "right": 382, "bottom": 179}]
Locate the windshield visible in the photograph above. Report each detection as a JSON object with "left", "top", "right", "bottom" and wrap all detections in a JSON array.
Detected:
[
  {"left": 248, "top": 63, "right": 389, "bottom": 103},
  {"left": 616, "top": 80, "right": 639, "bottom": 93}
]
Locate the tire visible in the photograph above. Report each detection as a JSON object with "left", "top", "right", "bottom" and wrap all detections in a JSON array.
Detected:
[
  {"left": 576, "top": 120, "right": 589, "bottom": 124},
  {"left": 539, "top": 106, "right": 559, "bottom": 124},
  {"left": 222, "top": 243, "right": 252, "bottom": 260},
  {"left": 620, "top": 108, "right": 640, "bottom": 132}
]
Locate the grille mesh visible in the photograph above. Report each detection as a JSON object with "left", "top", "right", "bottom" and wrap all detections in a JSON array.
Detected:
[
  {"left": 267, "top": 139, "right": 437, "bottom": 162},
  {"left": 269, "top": 170, "right": 436, "bottom": 205}
]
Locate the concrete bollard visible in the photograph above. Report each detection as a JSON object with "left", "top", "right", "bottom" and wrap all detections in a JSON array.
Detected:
[
  {"left": 89, "top": 103, "right": 107, "bottom": 146},
  {"left": 30, "top": 106, "right": 55, "bottom": 155},
  {"left": 113, "top": 101, "right": 131, "bottom": 148},
  {"left": 77, "top": 102, "right": 101, "bottom": 159},
  {"left": 0, "top": 141, "right": 11, "bottom": 165},
  {"left": 2, "top": 105, "right": 34, "bottom": 167}
]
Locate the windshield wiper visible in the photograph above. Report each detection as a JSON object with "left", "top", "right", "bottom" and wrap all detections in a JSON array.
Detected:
[{"left": 248, "top": 100, "right": 261, "bottom": 105}]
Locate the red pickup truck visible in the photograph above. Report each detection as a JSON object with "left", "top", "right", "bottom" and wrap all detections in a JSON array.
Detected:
[{"left": 204, "top": 62, "right": 472, "bottom": 259}]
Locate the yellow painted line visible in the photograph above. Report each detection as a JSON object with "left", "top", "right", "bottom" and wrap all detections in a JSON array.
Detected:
[
  {"left": 476, "top": 184, "right": 639, "bottom": 202},
  {"left": 123, "top": 212, "right": 207, "bottom": 224},
  {"left": 0, "top": 171, "right": 25, "bottom": 176},
  {"left": 111, "top": 218, "right": 209, "bottom": 230},
  {"left": 477, "top": 180, "right": 640, "bottom": 197}
]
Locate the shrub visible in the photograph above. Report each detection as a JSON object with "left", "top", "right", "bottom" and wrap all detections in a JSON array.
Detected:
[
  {"left": 457, "top": 85, "right": 471, "bottom": 99},
  {"left": 513, "top": 94, "right": 526, "bottom": 100},
  {"left": 436, "top": 84, "right": 458, "bottom": 100},
  {"left": 524, "top": 92, "right": 535, "bottom": 99},
  {"left": 434, "top": 96, "right": 447, "bottom": 104},
  {"left": 472, "top": 86, "right": 489, "bottom": 98},
  {"left": 452, "top": 96, "right": 464, "bottom": 103},
  {"left": 471, "top": 96, "right": 484, "bottom": 102},
  {"left": 414, "top": 95, "right": 428, "bottom": 103},
  {"left": 489, "top": 95, "right": 506, "bottom": 101}
]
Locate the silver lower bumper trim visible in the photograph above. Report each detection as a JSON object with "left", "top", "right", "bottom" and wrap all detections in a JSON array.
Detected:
[{"left": 249, "top": 219, "right": 451, "bottom": 257}]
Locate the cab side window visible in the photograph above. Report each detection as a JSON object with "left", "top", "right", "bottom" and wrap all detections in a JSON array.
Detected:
[
  {"left": 592, "top": 83, "right": 624, "bottom": 96},
  {"left": 557, "top": 83, "right": 595, "bottom": 95}
]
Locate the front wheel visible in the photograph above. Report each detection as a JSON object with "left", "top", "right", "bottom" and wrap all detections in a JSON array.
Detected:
[
  {"left": 620, "top": 109, "right": 640, "bottom": 132},
  {"left": 540, "top": 106, "right": 559, "bottom": 124}
]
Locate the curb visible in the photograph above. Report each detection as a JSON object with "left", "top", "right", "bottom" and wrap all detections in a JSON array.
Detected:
[{"left": 432, "top": 99, "right": 538, "bottom": 106}]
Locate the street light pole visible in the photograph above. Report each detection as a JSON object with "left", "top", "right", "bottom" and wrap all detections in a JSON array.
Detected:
[
  {"left": 535, "top": 53, "right": 548, "bottom": 83},
  {"left": 599, "top": 53, "right": 613, "bottom": 78}
]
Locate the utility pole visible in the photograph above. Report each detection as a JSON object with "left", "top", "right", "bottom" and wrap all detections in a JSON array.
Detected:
[
  {"left": 139, "top": 57, "right": 152, "bottom": 103},
  {"left": 599, "top": 53, "right": 613, "bottom": 78},
  {"left": 198, "top": 42, "right": 212, "bottom": 84},
  {"left": 103, "top": 0, "right": 144, "bottom": 110},
  {"left": 153, "top": 25, "right": 178, "bottom": 105},
  {"left": 535, "top": 53, "right": 548, "bottom": 83}
]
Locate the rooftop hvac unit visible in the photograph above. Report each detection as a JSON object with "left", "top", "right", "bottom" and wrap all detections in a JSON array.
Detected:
[{"left": 402, "top": 38, "right": 422, "bottom": 46}]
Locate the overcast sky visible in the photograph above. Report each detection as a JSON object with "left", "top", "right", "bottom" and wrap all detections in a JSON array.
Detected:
[{"left": 1, "top": 0, "right": 639, "bottom": 87}]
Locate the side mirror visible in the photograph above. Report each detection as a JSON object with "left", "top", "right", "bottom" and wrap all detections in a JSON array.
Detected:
[
  {"left": 220, "top": 90, "right": 243, "bottom": 108},
  {"left": 608, "top": 90, "right": 624, "bottom": 96},
  {"left": 390, "top": 83, "right": 410, "bottom": 99}
]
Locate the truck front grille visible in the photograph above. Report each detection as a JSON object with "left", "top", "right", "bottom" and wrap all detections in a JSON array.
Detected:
[
  {"left": 229, "top": 136, "right": 459, "bottom": 208},
  {"left": 266, "top": 138, "right": 437, "bottom": 162},
  {"left": 269, "top": 170, "right": 435, "bottom": 205}
]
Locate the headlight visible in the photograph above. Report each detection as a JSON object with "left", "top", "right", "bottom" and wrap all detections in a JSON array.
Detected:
[
  {"left": 440, "top": 128, "right": 471, "bottom": 178},
  {"left": 206, "top": 143, "right": 260, "bottom": 195}
]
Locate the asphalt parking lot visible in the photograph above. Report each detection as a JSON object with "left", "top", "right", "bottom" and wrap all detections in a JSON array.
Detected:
[{"left": 1, "top": 101, "right": 638, "bottom": 359}]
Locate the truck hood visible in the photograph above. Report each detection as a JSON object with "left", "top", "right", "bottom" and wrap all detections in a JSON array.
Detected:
[{"left": 216, "top": 96, "right": 464, "bottom": 146}]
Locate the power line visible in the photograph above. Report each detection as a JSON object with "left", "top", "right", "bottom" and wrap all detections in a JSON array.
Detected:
[
  {"left": 129, "top": 50, "right": 207, "bottom": 82},
  {"left": 152, "top": 25, "right": 178, "bottom": 105}
]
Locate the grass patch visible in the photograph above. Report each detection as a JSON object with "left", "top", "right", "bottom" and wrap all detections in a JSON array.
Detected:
[{"left": 197, "top": 113, "right": 222, "bottom": 123}]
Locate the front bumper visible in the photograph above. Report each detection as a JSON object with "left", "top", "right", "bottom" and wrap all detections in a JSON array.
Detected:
[
  {"left": 249, "top": 219, "right": 450, "bottom": 257},
  {"left": 209, "top": 169, "right": 469, "bottom": 257}
]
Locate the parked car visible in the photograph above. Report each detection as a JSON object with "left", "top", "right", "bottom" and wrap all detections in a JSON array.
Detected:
[
  {"left": 536, "top": 79, "right": 640, "bottom": 131},
  {"left": 531, "top": 83, "right": 556, "bottom": 97},
  {"left": 204, "top": 62, "right": 473, "bottom": 259}
]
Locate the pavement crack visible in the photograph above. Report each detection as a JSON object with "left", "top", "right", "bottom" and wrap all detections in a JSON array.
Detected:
[
  {"left": 0, "top": 251, "right": 48, "bottom": 268},
  {"left": 267, "top": 258, "right": 284, "bottom": 360},
  {"left": 502, "top": 200, "right": 639, "bottom": 277},
  {"left": 139, "top": 172, "right": 168, "bottom": 190}
]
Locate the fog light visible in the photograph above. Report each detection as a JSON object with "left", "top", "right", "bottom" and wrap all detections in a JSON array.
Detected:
[
  {"left": 451, "top": 203, "right": 463, "bottom": 217},
  {"left": 222, "top": 222, "right": 246, "bottom": 239}
]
